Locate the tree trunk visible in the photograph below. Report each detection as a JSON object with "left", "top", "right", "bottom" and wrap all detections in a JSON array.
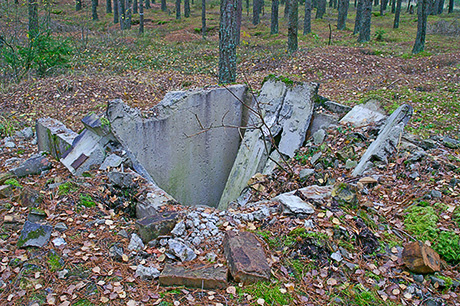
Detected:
[
  {"left": 219, "top": 0, "right": 238, "bottom": 84},
  {"left": 393, "top": 0, "right": 401, "bottom": 28},
  {"left": 185, "top": 0, "right": 190, "bottom": 17},
  {"left": 391, "top": 0, "right": 395, "bottom": 12},
  {"left": 288, "top": 0, "right": 298, "bottom": 53},
  {"left": 304, "top": 0, "right": 311, "bottom": 34},
  {"left": 253, "top": 0, "right": 261, "bottom": 24},
  {"left": 284, "top": 0, "right": 290, "bottom": 18},
  {"left": 133, "top": 0, "right": 138, "bottom": 14},
  {"left": 92, "top": 0, "right": 99, "bottom": 20},
  {"left": 316, "top": 0, "right": 326, "bottom": 18},
  {"left": 76, "top": 0, "right": 82, "bottom": 11},
  {"left": 126, "top": 0, "right": 132, "bottom": 28},
  {"left": 354, "top": 0, "right": 363, "bottom": 34},
  {"left": 202, "top": 0, "right": 206, "bottom": 38},
  {"left": 247, "top": 0, "right": 250, "bottom": 15},
  {"left": 406, "top": 0, "right": 411, "bottom": 12},
  {"left": 333, "top": 0, "right": 337, "bottom": 8},
  {"left": 161, "top": 0, "right": 167, "bottom": 11},
  {"left": 119, "top": 0, "right": 126, "bottom": 29},
  {"left": 358, "top": 0, "right": 371, "bottom": 42},
  {"left": 412, "top": 0, "right": 428, "bottom": 54},
  {"left": 114, "top": 0, "right": 119, "bottom": 23},
  {"left": 430, "top": 0, "right": 439, "bottom": 14},
  {"left": 437, "top": 0, "right": 444, "bottom": 13},
  {"left": 374, "top": 0, "right": 378, "bottom": 6},
  {"left": 28, "top": 0, "right": 39, "bottom": 38},
  {"left": 107, "top": 0, "right": 112, "bottom": 13},
  {"left": 139, "top": 0, "right": 144, "bottom": 33},
  {"left": 271, "top": 0, "right": 279, "bottom": 34},
  {"left": 235, "top": 0, "right": 242, "bottom": 44},
  {"left": 337, "top": 0, "right": 349, "bottom": 30},
  {"left": 448, "top": 0, "right": 453, "bottom": 13},
  {"left": 176, "top": 0, "right": 181, "bottom": 19},
  {"left": 146, "top": 0, "right": 151, "bottom": 9}
]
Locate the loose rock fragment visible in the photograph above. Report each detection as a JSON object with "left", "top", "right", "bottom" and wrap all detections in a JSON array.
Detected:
[
  {"left": 11, "top": 154, "right": 52, "bottom": 177},
  {"left": 17, "top": 221, "right": 52, "bottom": 248},
  {"left": 402, "top": 241, "right": 441, "bottom": 274},
  {"left": 136, "top": 211, "right": 178, "bottom": 243},
  {"left": 159, "top": 263, "right": 228, "bottom": 289}
]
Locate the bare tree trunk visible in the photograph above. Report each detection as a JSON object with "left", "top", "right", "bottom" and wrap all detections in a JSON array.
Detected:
[
  {"left": 145, "top": 0, "right": 150, "bottom": 9},
  {"left": 28, "top": 0, "right": 39, "bottom": 38},
  {"left": 92, "top": 0, "right": 99, "bottom": 20},
  {"left": 412, "top": 0, "right": 428, "bottom": 54},
  {"left": 76, "top": 0, "right": 82, "bottom": 11},
  {"left": 161, "top": 0, "right": 167, "bottom": 11},
  {"left": 316, "top": 0, "right": 326, "bottom": 18},
  {"left": 358, "top": 0, "right": 371, "bottom": 42},
  {"left": 271, "top": 0, "right": 279, "bottom": 34},
  {"left": 284, "top": 0, "right": 290, "bottom": 18},
  {"left": 337, "top": 0, "right": 349, "bottom": 30},
  {"left": 126, "top": 0, "right": 132, "bottom": 28},
  {"left": 304, "top": 0, "right": 311, "bottom": 34},
  {"left": 176, "top": 0, "right": 181, "bottom": 19},
  {"left": 185, "top": 0, "right": 190, "bottom": 17},
  {"left": 354, "top": 0, "right": 363, "bottom": 34},
  {"left": 391, "top": 0, "right": 395, "bottom": 12},
  {"left": 287, "top": 0, "right": 298, "bottom": 53},
  {"left": 393, "top": 0, "right": 401, "bottom": 28},
  {"left": 107, "top": 0, "right": 112, "bottom": 13},
  {"left": 202, "top": 0, "right": 206, "bottom": 38},
  {"left": 114, "top": 0, "right": 119, "bottom": 23},
  {"left": 236, "top": 0, "right": 242, "bottom": 44},
  {"left": 139, "top": 0, "right": 144, "bottom": 33},
  {"left": 133, "top": 0, "right": 138, "bottom": 14},
  {"left": 253, "top": 0, "right": 261, "bottom": 24},
  {"left": 448, "top": 0, "right": 453, "bottom": 13},
  {"left": 219, "top": 0, "right": 238, "bottom": 84},
  {"left": 437, "top": 0, "right": 444, "bottom": 13},
  {"left": 120, "top": 0, "right": 126, "bottom": 29}
]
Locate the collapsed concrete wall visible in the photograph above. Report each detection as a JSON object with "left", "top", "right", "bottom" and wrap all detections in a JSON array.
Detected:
[{"left": 107, "top": 85, "right": 251, "bottom": 208}]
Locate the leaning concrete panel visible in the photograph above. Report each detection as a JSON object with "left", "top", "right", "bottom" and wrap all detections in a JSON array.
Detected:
[
  {"left": 107, "top": 85, "right": 250, "bottom": 208},
  {"left": 36, "top": 118, "right": 78, "bottom": 159}
]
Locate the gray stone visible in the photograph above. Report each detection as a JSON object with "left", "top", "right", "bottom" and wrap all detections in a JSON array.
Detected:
[
  {"left": 17, "top": 221, "right": 52, "bottom": 248},
  {"left": 0, "top": 185, "right": 13, "bottom": 199},
  {"left": 429, "top": 276, "right": 446, "bottom": 287},
  {"left": 55, "top": 222, "right": 68, "bottom": 232},
  {"left": 331, "top": 251, "right": 343, "bottom": 262},
  {"left": 99, "top": 154, "right": 123, "bottom": 170},
  {"left": 420, "top": 138, "right": 437, "bottom": 150},
  {"left": 320, "top": 98, "right": 352, "bottom": 114},
  {"left": 299, "top": 168, "right": 315, "bottom": 180},
  {"left": 409, "top": 172, "right": 420, "bottom": 179},
  {"left": 311, "top": 152, "right": 322, "bottom": 165},
  {"left": 118, "top": 229, "right": 129, "bottom": 238},
  {"left": 135, "top": 264, "right": 160, "bottom": 280},
  {"left": 277, "top": 83, "right": 316, "bottom": 157},
  {"left": 344, "top": 261, "right": 358, "bottom": 270},
  {"left": 442, "top": 136, "right": 460, "bottom": 149},
  {"left": 81, "top": 113, "right": 112, "bottom": 137},
  {"left": 57, "top": 269, "right": 69, "bottom": 279},
  {"left": 168, "top": 239, "right": 196, "bottom": 262},
  {"left": 36, "top": 118, "right": 78, "bottom": 159},
  {"left": 339, "top": 100, "right": 386, "bottom": 127},
  {"left": 313, "top": 129, "right": 326, "bottom": 145},
  {"left": 307, "top": 112, "right": 339, "bottom": 138},
  {"left": 52, "top": 237, "right": 66, "bottom": 247},
  {"left": 274, "top": 193, "right": 315, "bottom": 215},
  {"left": 352, "top": 104, "right": 413, "bottom": 176},
  {"left": 430, "top": 190, "right": 442, "bottom": 199},
  {"left": 191, "top": 237, "right": 201, "bottom": 246},
  {"left": 19, "top": 187, "right": 42, "bottom": 207},
  {"left": 11, "top": 154, "right": 52, "bottom": 177},
  {"left": 136, "top": 211, "right": 178, "bottom": 243},
  {"left": 4, "top": 141, "right": 15, "bottom": 148},
  {"left": 171, "top": 220, "right": 186, "bottom": 237},
  {"left": 223, "top": 231, "right": 270, "bottom": 284},
  {"left": 159, "top": 263, "right": 228, "bottom": 289},
  {"left": 413, "top": 274, "right": 424, "bottom": 283},
  {"left": 345, "top": 159, "right": 357, "bottom": 169},
  {"left": 128, "top": 233, "right": 145, "bottom": 251},
  {"left": 109, "top": 245, "right": 124, "bottom": 261},
  {"left": 16, "top": 127, "right": 34, "bottom": 140},
  {"left": 27, "top": 209, "right": 47, "bottom": 223},
  {"left": 108, "top": 85, "right": 251, "bottom": 208},
  {"left": 304, "top": 219, "right": 314, "bottom": 229},
  {"left": 108, "top": 171, "right": 137, "bottom": 189}
]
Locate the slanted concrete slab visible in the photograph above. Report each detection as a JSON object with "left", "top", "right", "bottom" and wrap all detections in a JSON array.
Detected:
[
  {"left": 307, "top": 111, "right": 339, "bottom": 139},
  {"left": 36, "top": 118, "right": 78, "bottom": 160},
  {"left": 339, "top": 100, "right": 386, "bottom": 127},
  {"left": 278, "top": 83, "right": 317, "bottom": 158},
  {"left": 136, "top": 211, "right": 179, "bottom": 243},
  {"left": 81, "top": 113, "right": 111, "bottom": 137},
  {"left": 223, "top": 231, "right": 270, "bottom": 284},
  {"left": 107, "top": 85, "right": 251, "bottom": 208},
  {"left": 159, "top": 263, "right": 228, "bottom": 289},
  {"left": 352, "top": 104, "right": 413, "bottom": 176}
]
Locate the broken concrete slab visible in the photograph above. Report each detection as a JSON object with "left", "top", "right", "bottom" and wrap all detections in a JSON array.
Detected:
[
  {"left": 81, "top": 113, "right": 111, "bottom": 137},
  {"left": 223, "top": 231, "right": 270, "bottom": 284},
  {"left": 278, "top": 83, "right": 317, "bottom": 158},
  {"left": 107, "top": 171, "right": 138, "bottom": 189},
  {"left": 168, "top": 238, "right": 197, "bottom": 262},
  {"left": 136, "top": 211, "right": 179, "bottom": 243},
  {"left": 159, "top": 263, "right": 228, "bottom": 289},
  {"left": 307, "top": 112, "right": 339, "bottom": 139},
  {"left": 107, "top": 85, "right": 251, "bottom": 208},
  {"left": 402, "top": 241, "right": 441, "bottom": 274},
  {"left": 17, "top": 221, "right": 52, "bottom": 248},
  {"left": 136, "top": 184, "right": 176, "bottom": 219},
  {"left": 99, "top": 154, "right": 123, "bottom": 170},
  {"left": 275, "top": 185, "right": 332, "bottom": 213},
  {"left": 36, "top": 118, "right": 78, "bottom": 160},
  {"left": 274, "top": 193, "right": 315, "bottom": 215},
  {"left": 11, "top": 154, "right": 52, "bottom": 177},
  {"left": 352, "top": 104, "right": 413, "bottom": 176},
  {"left": 339, "top": 100, "right": 386, "bottom": 128}
]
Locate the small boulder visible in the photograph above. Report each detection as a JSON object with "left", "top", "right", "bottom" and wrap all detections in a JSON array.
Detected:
[
  {"left": 168, "top": 239, "right": 196, "bottom": 262},
  {"left": 128, "top": 233, "right": 145, "bottom": 251},
  {"left": 159, "top": 263, "right": 228, "bottom": 289},
  {"left": 17, "top": 221, "right": 52, "bottom": 248},
  {"left": 11, "top": 154, "right": 52, "bottom": 177},
  {"left": 19, "top": 187, "right": 42, "bottom": 207},
  {"left": 136, "top": 211, "right": 178, "bottom": 243},
  {"left": 402, "top": 241, "right": 441, "bottom": 274},
  {"left": 135, "top": 264, "right": 160, "bottom": 280}
]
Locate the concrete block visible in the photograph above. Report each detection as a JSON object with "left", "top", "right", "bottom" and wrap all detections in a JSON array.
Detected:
[
  {"left": 339, "top": 100, "right": 386, "bottom": 127},
  {"left": 36, "top": 118, "right": 78, "bottom": 159},
  {"left": 136, "top": 211, "right": 179, "bottom": 243},
  {"left": 159, "top": 263, "right": 228, "bottom": 289}
]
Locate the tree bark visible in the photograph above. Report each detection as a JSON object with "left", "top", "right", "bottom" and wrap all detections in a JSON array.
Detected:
[
  {"left": 284, "top": 0, "right": 290, "bottom": 18},
  {"left": 219, "top": 0, "right": 238, "bottom": 84},
  {"left": 161, "top": 0, "right": 167, "bottom": 11},
  {"left": 139, "top": 0, "right": 144, "bottom": 33},
  {"left": 119, "top": 0, "right": 126, "bottom": 29},
  {"left": 146, "top": 0, "right": 151, "bottom": 9},
  {"left": 412, "top": 0, "right": 428, "bottom": 54},
  {"left": 393, "top": 0, "right": 401, "bottom": 28},
  {"left": 304, "top": 0, "right": 311, "bottom": 34},
  {"left": 76, "top": 0, "right": 82, "bottom": 11},
  {"left": 28, "top": 0, "right": 39, "bottom": 38},
  {"left": 202, "top": 0, "right": 206, "bottom": 38},
  {"left": 126, "top": 0, "right": 132, "bottom": 28},
  {"left": 337, "top": 0, "right": 349, "bottom": 30},
  {"left": 354, "top": 0, "right": 363, "bottom": 34},
  {"left": 437, "top": 0, "right": 444, "bottom": 13},
  {"left": 133, "top": 0, "right": 138, "bottom": 14},
  {"left": 391, "top": 0, "right": 395, "bottom": 12},
  {"left": 380, "top": 0, "right": 384, "bottom": 15},
  {"left": 114, "top": 0, "right": 119, "bottom": 23},
  {"left": 185, "top": 0, "right": 190, "bottom": 17},
  {"left": 448, "top": 0, "right": 453, "bottom": 13},
  {"left": 253, "top": 0, "right": 261, "bottom": 24},
  {"left": 358, "top": 0, "right": 371, "bottom": 42},
  {"left": 316, "top": 0, "right": 326, "bottom": 18},
  {"left": 107, "top": 0, "right": 112, "bottom": 13},
  {"left": 288, "top": 0, "right": 298, "bottom": 53},
  {"left": 271, "top": 0, "right": 279, "bottom": 34},
  {"left": 92, "top": 0, "right": 99, "bottom": 20},
  {"left": 176, "top": 0, "right": 181, "bottom": 19},
  {"left": 235, "top": 0, "right": 242, "bottom": 44}
]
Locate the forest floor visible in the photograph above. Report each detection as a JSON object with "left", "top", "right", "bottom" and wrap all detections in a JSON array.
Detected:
[{"left": 0, "top": 1, "right": 460, "bottom": 305}]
